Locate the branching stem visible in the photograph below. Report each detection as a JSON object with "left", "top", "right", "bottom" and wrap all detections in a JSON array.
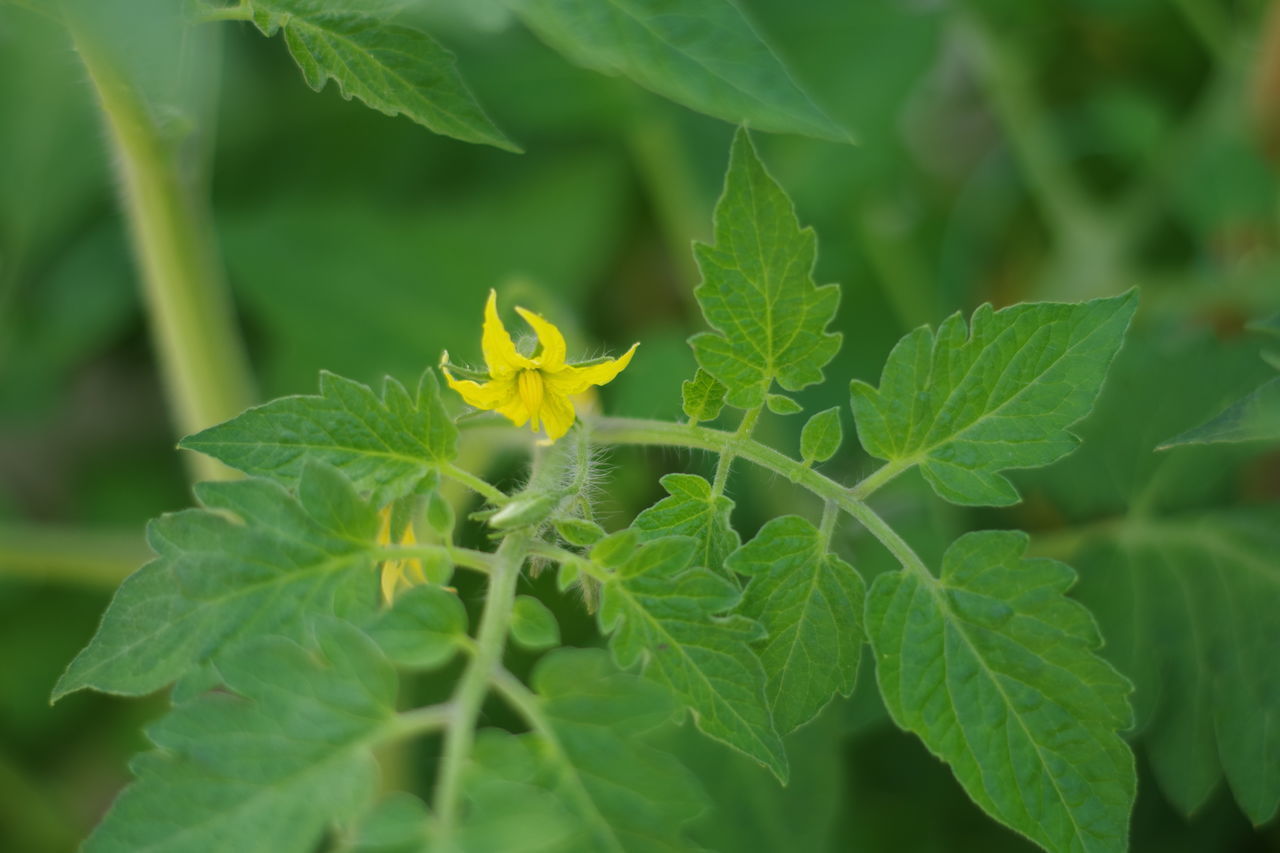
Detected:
[
  {"left": 433, "top": 530, "right": 527, "bottom": 833},
  {"left": 442, "top": 462, "right": 509, "bottom": 505},
  {"left": 711, "top": 405, "right": 762, "bottom": 497}
]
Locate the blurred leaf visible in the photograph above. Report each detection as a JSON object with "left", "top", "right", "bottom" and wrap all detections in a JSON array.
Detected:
[
  {"left": 851, "top": 292, "right": 1138, "bottom": 506},
  {"left": 599, "top": 535, "right": 787, "bottom": 780},
  {"left": 691, "top": 128, "right": 841, "bottom": 409},
  {"left": 1158, "top": 377, "right": 1280, "bottom": 448},
  {"left": 513, "top": 0, "right": 847, "bottom": 141},
  {"left": 681, "top": 368, "right": 727, "bottom": 423},
  {"left": 470, "top": 649, "right": 706, "bottom": 851},
  {"left": 1071, "top": 510, "right": 1280, "bottom": 824},
  {"left": 55, "top": 463, "right": 382, "bottom": 698},
  {"left": 799, "top": 406, "right": 841, "bottom": 464},
  {"left": 632, "top": 473, "right": 738, "bottom": 578},
  {"left": 728, "top": 515, "right": 865, "bottom": 733},
  {"left": 510, "top": 594, "right": 560, "bottom": 649},
  {"left": 182, "top": 370, "right": 456, "bottom": 507},
  {"left": 866, "top": 531, "right": 1136, "bottom": 853},
  {"left": 366, "top": 583, "right": 467, "bottom": 668},
  {"left": 245, "top": 0, "right": 518, "bottom": 150},
  {"left": 84, "top": 619, "right": 394, "bottom": 853}
]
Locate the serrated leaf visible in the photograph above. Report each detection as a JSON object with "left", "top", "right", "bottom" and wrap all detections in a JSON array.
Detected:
[
  {"left": 1071, "top": 510, "right": 1280, "bottom": 824},
  {"left": 850, "top": 291, "right": 1137, "bottom": 506},
  {"left": 54, "top": 463, "right": 383, "bottom": 699},
  {"left": 681, "top": 368, "right": 727, "bottom": 423},
  {"left": 598, "top": 536, "right": 787, "bottom": 781},
  {"left": 865, "top": 531, "right": 1135, "bottom": 853},
  {"left": 1157, "top": 376, "right": 1280, "bottom": 448},
  {"left": 800, "top": 406, "right": 842, "bottom": 464},
  {"left": 470, "top": 649, "right": 706, "bottom": 852},
  {"left": 728, "top": 516, "right": 865, "bottom": 734},
  {"left": 366, "top": 584, "right": 467, "bottom": 668},
  {"left": 514, "top": 0, "right": 847, "bottom": 142},
  {"left": 182, "top": 370, "right": 457, "bottom": 507},
  {"left": 246, "top": 0, "right": 517, "bottom": 151},
  {"left": 632, "top": 473, "right": 739, "bottom": 579},
  {"left": 511, "top": 595, "right": 560, "bottom": 650},
  {"left": 84, "top": 619, "right": 395, "bottom": 853},
  {"left": 690, "top": 128, "right": 842, "bottom": 409}
]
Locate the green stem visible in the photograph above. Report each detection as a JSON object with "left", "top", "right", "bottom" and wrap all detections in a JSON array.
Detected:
[
  {"left": 71, "top": 22, "right": 254, "bottom": 484},
  {"left": 0, "top": 524, "right": 149, "bottom": 588},
  {"left": 711, "top": 405, "right": 762, "bottom": 497},
  {"left": 592, "top": 417, "right": 933, "bottom": 579},
  {"left": 441, "top": 462, "right": 509, "bottom": 505},
  {"left": 849, "top": 457, "right": 915, "bottom": 501},
  {"left": 433, "top": 531, "right": 528, "bottom": 833},
  {"left": 371, "top": 544, "right": 496, "bottom": 576},
  {"left": 819, "top": 500, "right": 838, "bottom": 549},
  {"left": 384, "top": 703, "right": 453, "bottom": 740}
]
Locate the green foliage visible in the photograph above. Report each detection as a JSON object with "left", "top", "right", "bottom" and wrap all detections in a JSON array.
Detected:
[
  {"left": 243, "top": 0, "right": 518, "bottom": 150},
  {"left": 690, "top": 128, "right": 842, "bottom": 409},
  {"left": 850, "top": 292, "right": 1138, "bottom": 506},
  {"left": 471, "top": 650, "right": 707, "bottom": 852},
  {"left": 181, "top": 370, "right": 456, "bottom": 506},
  {"left": 1158, "top": 376, "right": 1280, "bottom": 448},
  {"left": 366, "top": 585, "right": 468, "bottom": 668},
  {"left": 513, "top": 0, "right": 848, "bottom": 142},
  {"left": 632, "top": 473, "right": 739, "bottom": 580},
  {"left": 865, "top": 531, "right": 1135, "bottom": 853},
  {"left": 53, "top": 463, "right": 384, "bottom": 698},
  {"left": 681, "top": 368, "right": 727, "bottom": 423},
  {"left": 727, "top": 516, "right": 865, "bottom": 733},
  {"left": 83, "top": 619, "right": 395, "bottom": 853},
  {"left": 511, "top": 594, "right": 560, "bottom": 649},
  {"left": 598, "top": 535, "right": 787, "bottom": 781},
  {"left": 799, "top": 406, "right": 842, "bottom": 465}
]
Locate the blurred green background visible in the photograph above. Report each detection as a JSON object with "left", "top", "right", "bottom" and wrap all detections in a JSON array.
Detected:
[{"left": 2, "top": 0, "right": 1279, "bottom": 850}]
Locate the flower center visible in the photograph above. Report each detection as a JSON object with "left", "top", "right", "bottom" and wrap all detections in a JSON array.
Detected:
[{"left": 516, "top": 369, "right": 544, "bottom": 417}]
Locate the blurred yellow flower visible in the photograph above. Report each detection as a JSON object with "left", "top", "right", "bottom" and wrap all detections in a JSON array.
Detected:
[
  {"left": 441, "top": 290, "right": 638, "bottom": 441},
  {"left": 376, "top": 507, "right": 425, "bottom": 604}
]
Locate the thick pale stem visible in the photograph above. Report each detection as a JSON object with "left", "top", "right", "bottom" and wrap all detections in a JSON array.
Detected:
[
  {"left": 433, "top": 531, "right": 528, "bottom": 832},
  {"left": 72, "top": 24, "right": 254, "bottom": 483}
]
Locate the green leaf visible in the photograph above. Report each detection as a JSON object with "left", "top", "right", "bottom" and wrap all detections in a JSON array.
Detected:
[
  {"left": 182, "top": 370, "right": 457, "bottom": 507},
  {"left": 553, "top": 516, "right": 606, "bottom": 547},
  {"left": 513, "top": 0, "right": 847, "bottom": 142},
  {"left": 850, "top": 291, "right": 1138, "bottom": 506},
  {"left": 245, "top": 0, "right": 518, "bottom": 151},
  {"left": 765, "top": 393, "right": 802, "bottom": 415},
  {"left": 1157, "top": 376, "right": 1280, "bottom": 448},
  {"left": 865, "top": 531, "right": 1135, "bottom": 853},
  {"left": 84, "top": 619, "right": 395, "bottom": 853},
  {"left": 632, "top": 473, "right": 739, "bottom": 579},
  {"left": 1071, "top": 510, "right": 1280, "bottom": 824},
  {"left": 54, "top": 463, "right": 382, "bottom": 699},
  {"left": 681, "top": 368, "right": 727, "bottom": 423},
  {"left": 800, "top": 406, "right": 842, "bottom": 465},
  {"left": 597, "top": 536, "right": 787, "bottom": 781},
  {"left": 366, "top": 584, "right": 467, "bottom": 668},
  {"left": 470, "top": 649, "right": 706, "bottom": 852},
  {"left": 728, "top": 516, "right": 865, "bottom": 734},
  {"left": 690, "top": 128, "right": 842, "bottom": 409},
  {"left": 511, "top": 595, "right": 560, "bottom": 650}
]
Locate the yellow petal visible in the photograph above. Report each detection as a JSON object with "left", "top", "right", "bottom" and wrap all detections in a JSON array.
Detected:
[
  {"left": 442, "top": 367, "right": 516, "bottom": 410},
  {"left": 381, "top": 560, "right": 405, "bottom": 604},
  {"left": 483, "top": 290, "right": 536, "bottom": 377},
  {"left": 514, "top": 306, "right": 566, "bottom": 370},
  {"left": 494, "top": 394, "right": 532, "bottom": 428},
  {"left": 516, "top": 370, "right": 545, "bottom": 429},
  {"left": 545, "top": 342, "right": 639, "bottom": 396},
  {"left": 541, "top": 390, "right": 577, "bottom": 441}
]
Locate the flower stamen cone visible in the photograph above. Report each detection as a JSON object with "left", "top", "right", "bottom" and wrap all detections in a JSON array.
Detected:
[{"left": 441, "top": 290, "right": 637, "bottom": 441}]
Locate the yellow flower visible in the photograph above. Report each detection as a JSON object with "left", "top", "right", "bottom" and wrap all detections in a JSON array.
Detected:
[
  {"left": 376, "top": 507, "right": 426, "bottom": 604},
  {"left": 441, "top": 290, "right": 638, "bottom": 441}
]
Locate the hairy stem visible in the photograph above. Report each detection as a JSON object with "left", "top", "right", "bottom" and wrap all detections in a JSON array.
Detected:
[
  {"left": 711, "top": 405, "right": 762, "bottom": 497},
  {"left": 372, "top": 543, "right": 497, "bottom": 576},
  {"left": 433, "top": 531, "right": 528, "bottom": 833},
  {"left": 71, "top": 22, "right": 254, "bottom": 483}
]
